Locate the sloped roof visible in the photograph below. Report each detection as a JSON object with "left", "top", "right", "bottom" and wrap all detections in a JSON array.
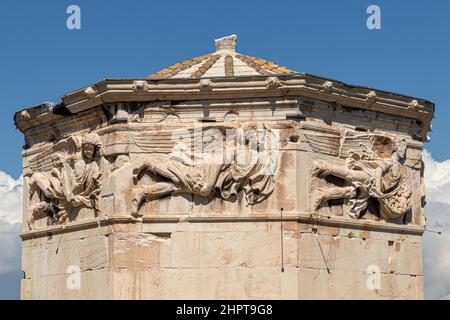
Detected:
[{"left": 147, "top": 35, "right": 297, "bottom": 79}]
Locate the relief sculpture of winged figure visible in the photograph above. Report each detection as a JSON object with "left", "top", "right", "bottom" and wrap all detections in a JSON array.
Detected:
[
  {"left": 27, "top": 132, "right": 105, "bottom": 228},
  {"left": 306, "top": 130, "right": 412, "bottom": 221},
  {"left": 131, "top": 126, "right": 279, "bottom": 216}
]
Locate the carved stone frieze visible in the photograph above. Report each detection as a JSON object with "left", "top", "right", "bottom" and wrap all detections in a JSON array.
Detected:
[
  {"left": 15, "top": 35, "right": 434, "bottom": 300},
  {"left": 20, "top": 97, "right": 426, "bottom": 226},
  {"left": 27, "top": 132, "right": 106, "bottom": 228},
  {"left": 130, "top": 125, "right": 279, "bottom": 216},
  {"left": 310, "top": 132, "right": 412, "bottom": 221}
]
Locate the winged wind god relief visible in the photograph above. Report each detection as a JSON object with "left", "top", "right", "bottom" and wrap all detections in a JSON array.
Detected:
[
  {"left": 307, "top": 129, "right": 413, "bottom": 222},
  {"left": 130, "top": 125, "right": 280, "bottom": 216},
  {"left": 27, "top": 132, "right": 107, "bottom": 229}
]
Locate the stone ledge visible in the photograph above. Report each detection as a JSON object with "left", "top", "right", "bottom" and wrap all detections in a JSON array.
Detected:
[
  {"left": 20, "top": 212, "right": 424, "bottom": 240},
  {"left": 15, "top": 74, "right": 434, "bottom": 141}
]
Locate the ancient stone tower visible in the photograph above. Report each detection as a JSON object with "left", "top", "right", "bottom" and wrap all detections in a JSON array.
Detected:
[{"left": 15, "top": 35, "right": 434, "bottom": 299}]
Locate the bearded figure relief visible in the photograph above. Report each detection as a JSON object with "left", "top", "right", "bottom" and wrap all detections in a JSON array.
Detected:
[
  {"left": 27, "top": 132, "right": 104, "bottom": 228},
  {"left": 131, "top": 126, "right": 279, "bottom": 216},
  {"left": 309, "top": 132, "right": 412, "bottom": 221}
]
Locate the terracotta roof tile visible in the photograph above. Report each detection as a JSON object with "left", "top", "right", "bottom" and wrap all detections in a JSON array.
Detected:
[
  {"left": 147, "top": 54, "right": 210, "bottom": 79},
  {"left": 146, "top": 36, "right": 298, "bottom": 79}
]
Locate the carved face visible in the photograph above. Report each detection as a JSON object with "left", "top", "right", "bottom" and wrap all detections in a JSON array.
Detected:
[{"left": 83, "top": 143, "right": 96, "bottom": 160}]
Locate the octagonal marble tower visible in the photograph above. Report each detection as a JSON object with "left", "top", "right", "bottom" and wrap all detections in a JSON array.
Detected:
[{"left": 15, "top": 35, "right": 434, "bottom": 299}]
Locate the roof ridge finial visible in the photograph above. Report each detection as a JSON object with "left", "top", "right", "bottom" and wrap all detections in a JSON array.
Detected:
[{"left": 215, "top": 34, "right": 237, "bottom": 52}]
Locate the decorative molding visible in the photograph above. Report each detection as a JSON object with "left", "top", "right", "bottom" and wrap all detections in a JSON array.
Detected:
[
  {"left": 132, "top": 80, "right": 149, "bottom": 92},
  {"left": 408, "top": 99, "right": 420, "bottom": 111},
  {"left": 266, "top": 76, "right": 281, "bottom": 89},
  {"left": 366, "top": 90, "right": 377, "bottom": 104},
  {"left": 20, "top": 212, "right": 425, "bottom": 240},
  {"left": 15, "top": 75, "right": 435, "bottom": 142},
  {"left": 321, "top": 80, "right": 334, "bottom": 94},
  {"left": 199, "top": 79, "right": 213, "bottom": 92},
  {"left": 215, "top": 34, "right": 237, "bottom": 52},
  {"left": 84, "top": 86, "right": 98, "bottom": 99},
  {"left": 18, "top": 110, "right": 31, "bottom": 121}
]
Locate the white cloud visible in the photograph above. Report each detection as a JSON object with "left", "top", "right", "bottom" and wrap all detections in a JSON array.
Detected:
[
  {"left": 0, "top": 151, "right": 448, "bottom": 298},
  {"left": 423, "top": 150, "right": 450, "bottom": 206},
  {"left": 0, "top": 171, "right": 23, "bottom": 225},
  {"left": 0, "top": 171, "right": 22, "bottom": 274},
  {"left": 423, "top": 150, "right": 450, "bottom": 300},
  {"left": 0, "top": 223, "right": 21, "bottom": 274}
]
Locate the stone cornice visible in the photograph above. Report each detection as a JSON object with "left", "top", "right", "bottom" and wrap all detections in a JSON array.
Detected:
[
  {"left": 20, "top": 212, "right": 425, "bottom": 240},
  {"left": 14, "top": 74, "right": 434, "bottom": 141}
]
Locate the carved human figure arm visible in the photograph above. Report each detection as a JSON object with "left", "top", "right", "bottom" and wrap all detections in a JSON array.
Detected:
[{"left": 313, "top": 159, "right": 367, "bottom": 182}]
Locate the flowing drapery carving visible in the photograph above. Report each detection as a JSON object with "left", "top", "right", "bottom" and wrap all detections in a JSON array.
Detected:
[
  {"left": 310, "top": 133, "right": 412, "bottom": 220},
  {"left": 131, "top": 126, "right": 278, "bottom": 216},
  {"left": 27, "top": 132, "right": 105, "bottom": 228}
]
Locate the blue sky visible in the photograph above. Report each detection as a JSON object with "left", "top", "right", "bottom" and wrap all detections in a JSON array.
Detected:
[
  {"left": 0, "top": 0, "right": 449, "bottom": 300},
  {"left": 0, "top": 0, "right": 449, "bottom": 178}
]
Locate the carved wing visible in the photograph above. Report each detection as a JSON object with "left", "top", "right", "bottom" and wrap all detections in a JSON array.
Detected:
[
  {"left": 28, "top": 136, "right": 82, "bottom": 173},
  {"left": 131, "top": 130, "right": 191, "bottom": 153},
  {"left": 302, "top": 131, "right": 341, "bottom": 156},
  {"left": 338, "top": 133, "right": 373, "bottom": 158},
  {"left": 131, "top": 126, "right": 235, "bottom": 154}
]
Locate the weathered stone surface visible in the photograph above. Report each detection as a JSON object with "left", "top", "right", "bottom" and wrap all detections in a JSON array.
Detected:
[{"left": 16, "top": 35, "right": 433, "bottom": 299}]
